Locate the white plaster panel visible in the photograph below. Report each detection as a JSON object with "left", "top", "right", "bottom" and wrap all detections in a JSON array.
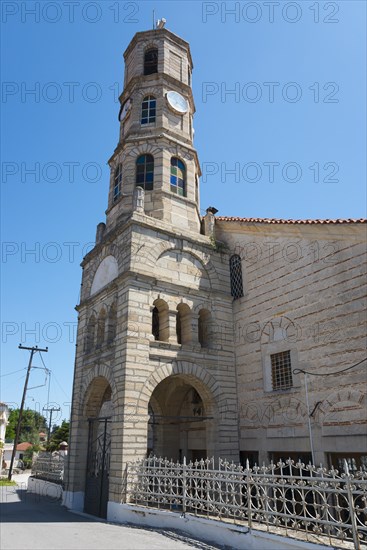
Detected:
[{"left": 91, "top": 256, "right": 118, "bottom": 296}]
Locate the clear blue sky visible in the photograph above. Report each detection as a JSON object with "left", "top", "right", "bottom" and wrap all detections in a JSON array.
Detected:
[{"left": 1, "top": 1, "right": 366, "bottom": 424}]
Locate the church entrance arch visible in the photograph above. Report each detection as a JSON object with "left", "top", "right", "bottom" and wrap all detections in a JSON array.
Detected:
[
  {"left": 83, "top": 377, "right": 113, "bottom": 518},
  {"left": 147, "top": 375, "right": 215, "bottom": 462}
]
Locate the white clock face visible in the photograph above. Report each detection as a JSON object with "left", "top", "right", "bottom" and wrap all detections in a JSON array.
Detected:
[
  {"left": 166, "top": 91, "right": 188, "bottom": 114},
  {"left": 119, "top": 98, "right": 132, "bottom": 121}
]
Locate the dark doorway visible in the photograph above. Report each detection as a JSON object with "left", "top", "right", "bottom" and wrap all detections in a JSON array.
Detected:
[{"left": 84, "top": 417, "right": 111, "bottom": 518}]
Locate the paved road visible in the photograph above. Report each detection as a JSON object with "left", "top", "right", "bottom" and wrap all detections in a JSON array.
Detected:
[{"left": 1, "top": 481, "right": 220, "bottom": 550}]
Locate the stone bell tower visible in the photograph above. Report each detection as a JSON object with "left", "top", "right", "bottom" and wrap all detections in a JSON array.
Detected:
[
  {"left": 105, "top": 28, "right": 201, "bottom": 232},
  {"left": 65, "top": 26, "right": 239, "bottom": 519}
]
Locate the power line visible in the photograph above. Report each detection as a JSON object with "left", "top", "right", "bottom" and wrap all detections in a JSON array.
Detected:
[
  {"left": 0, "top": 368, "right": 26, "bottom": 378},
  {"left": 52, "top": 372, "right": 70, "bottom": 400},
  {"left": 39, "top": 351, "right": 69, "bottom": 400},
  {"left": 8, "top": 344, "right": 48, "bottom": 481},
  {"left": 293, "top": 357, "right": 367, "bottom": 377}
]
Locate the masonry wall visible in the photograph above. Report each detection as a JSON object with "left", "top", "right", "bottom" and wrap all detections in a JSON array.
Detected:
[{"left": 216, "top": 220, "right": 367, "bottom": 467}]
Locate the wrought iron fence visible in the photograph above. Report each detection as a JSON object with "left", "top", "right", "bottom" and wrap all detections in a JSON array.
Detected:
[
  {"left": 125, "top": 456, "right": 367, "bottom": 549},
  {"left": 31, "top": 453, "right": 64, "bottom": 484}
]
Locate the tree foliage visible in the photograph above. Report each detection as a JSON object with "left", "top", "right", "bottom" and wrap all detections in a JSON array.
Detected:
[
  {"left": 46, "top": 420, "right": 69, "bottom": 452},
  {"left": 23, "top": 444, "right": 41, "bottom": 469},
  {"left": 5, "top": 409, "right": 47, "bottom": 445}
]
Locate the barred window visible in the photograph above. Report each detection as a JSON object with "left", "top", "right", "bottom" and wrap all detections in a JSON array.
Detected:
[
  {"left": 271, "top": 351, "right": 292, "bottom": 390},
  {"left": 170, "top": 157, "right": 186, "bottom": 197},
  {"left": 113, "top": 164, "right": 122, "bottom": 201},
  {"left": 141, "top": 95, "right": 156, "bottom": 125},
  {"left": 229, "top": 255, "right": 243, "bottom": 299},
  {"left": 136, "top": 154, "right": 154, "bottom": 191},
  {"left": 144, "top": 48, "right": 158, "bottom": 75}
]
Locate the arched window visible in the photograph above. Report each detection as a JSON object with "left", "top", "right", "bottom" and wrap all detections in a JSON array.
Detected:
[
  {"left": 152, "top": 299, "right": 169, "bottom": 342},
  {"left": 170, "top": 157, "right": 186, "bottom": 197},
  {"left": 113, "top": 164, "right": 122, "bottom": 201},
  {"left": 107, "top": 303, "right": 117, "bottom": 344},
  {"left": 85, "top": 314, "right": 96, "bottom": 353},
  {"left": 198, "top": 309, "right": 212, "bottom": 348},
  {"left": 230, "top": 254, "right": 244, "bottom": 300},
  {"left": 141, "top": 95, "right": 156, "bottom": 124},
  {"left": 136, "top": 154, "right": 154, "bottom": 191},
  {"left": 176, "top": 311, "right": 182, "bottom": 344},
  {"left": 152, "top": 307, "right": 159, "bottom": 340},
  {"left": 144, "top": 48, "right": 158, "bottom": 75},
  {"left": 176, "top": 304, "right": 191, "bottom": 345},
  {"left": 96, "top": 309, "right": 106, "bottom": 348}
]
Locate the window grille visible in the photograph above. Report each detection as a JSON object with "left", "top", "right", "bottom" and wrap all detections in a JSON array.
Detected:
[
  {"left": 271, "top": 350, "right": 292, "bottom": 390},
  {"left": 229, "top": 255, "right": 244, "bottom": 299},
  {"left": 170, "top": 157, "right": 186, "bottom": 197},
  {"left": 141, "top": 95, "right": 156, "bottom": 124},
  {"left": 136, "top": 154, "right": 154, "bottom": 191},
  {"left": 113, "top": 164, "right": 122, "bottom": 201},
  {"left": 144, "top": 48, "right": 158, "bottom": 75}
]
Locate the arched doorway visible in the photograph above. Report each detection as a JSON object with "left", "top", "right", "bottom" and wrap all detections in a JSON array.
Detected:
[
  {"left": 147, "top": 375, "right": 214, "bottom": 462},
  {"left": 83, "top": 377, "right": 113, "bottom": 518}
]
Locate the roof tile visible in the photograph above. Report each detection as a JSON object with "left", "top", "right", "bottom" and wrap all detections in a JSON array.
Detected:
[{"left": 215, "top": 217, "right": 367, "bottom": 225}]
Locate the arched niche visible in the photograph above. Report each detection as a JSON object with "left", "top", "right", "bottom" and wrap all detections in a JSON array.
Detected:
[{"left": 90, "top": 256, "right": 118, "bottom": 296}]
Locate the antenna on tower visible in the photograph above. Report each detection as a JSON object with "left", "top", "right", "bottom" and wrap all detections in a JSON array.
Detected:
[{"left": 152, "top": 10, "right": 155, "bottom": 29}]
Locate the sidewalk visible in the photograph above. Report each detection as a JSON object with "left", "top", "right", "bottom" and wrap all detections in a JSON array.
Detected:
[
  {"left": 1, "top": 482, "right": 220, "bottom": 550},
  {"left": 9, "top": 470, "right": 32, "bottom": 486}
]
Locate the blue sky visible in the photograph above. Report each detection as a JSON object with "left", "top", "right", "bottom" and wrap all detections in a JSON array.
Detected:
[{"left": 1, "top": 1, "right": 366, "bottom": 424}]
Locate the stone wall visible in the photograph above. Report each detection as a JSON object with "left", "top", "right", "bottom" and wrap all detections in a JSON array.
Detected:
[{"left": 216, "top": 220, "right": 367, "bottom": 466}]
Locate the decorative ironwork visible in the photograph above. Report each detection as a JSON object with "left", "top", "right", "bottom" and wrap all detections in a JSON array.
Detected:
[
  {"left": 84, "top": 417, "right": 111, "bottom": 518},
  {"left": 271, "top": 350, "right": 293, "bottom": 390},
  {"left": 229, "top": 255, "right": 244, "bottom": 299},
  {"left": 31, "top": 453, "right": 64, "bottom": 484},
  {"left": 125, "top": 456, "right": 367, "bottom": 548}
]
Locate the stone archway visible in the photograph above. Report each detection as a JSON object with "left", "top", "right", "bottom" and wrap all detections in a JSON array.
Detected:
[
  {"left": 147, "top": 374, "right": 216, "bottom": 461},
  {"left": 82, "top": 376, "right": 113, "bottom": 519}
]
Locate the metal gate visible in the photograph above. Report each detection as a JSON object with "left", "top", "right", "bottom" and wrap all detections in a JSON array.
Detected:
[{"left": 84, "top": 417, "right": 111, "bottom": 518}]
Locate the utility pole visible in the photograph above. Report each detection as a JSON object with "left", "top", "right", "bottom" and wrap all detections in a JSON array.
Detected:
[
  {"left": 43, "top": 406, "right": 61, "bottom": 444},
  {"left": 8, "top": 345, "right": 48, "bottom": 480}
]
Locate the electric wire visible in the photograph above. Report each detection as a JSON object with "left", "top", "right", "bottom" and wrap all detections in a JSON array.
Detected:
[
  {"left": 0, "top": 368, "right": 26, "bottom": 377},
  {"left": 293, "top": 357, "right": 366, "bottom": 377},
  {"left": 39, "top": 352, "right": 69, "bottom": 400}
]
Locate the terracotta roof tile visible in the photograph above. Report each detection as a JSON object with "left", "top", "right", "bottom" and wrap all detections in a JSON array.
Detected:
[
  {"left": 16, "top": 442, "right": 32, "bottom": 451},
  {"left": 215, "top": 217, "right": 367, "bottom": 225}
]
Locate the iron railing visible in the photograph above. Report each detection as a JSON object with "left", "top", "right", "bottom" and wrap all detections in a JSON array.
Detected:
[
  {"left": 125, "top": 456, "right": 367, "bottom": 549},
  {"left": 31, "top": 453, "right": 64, "bottom": 484}
]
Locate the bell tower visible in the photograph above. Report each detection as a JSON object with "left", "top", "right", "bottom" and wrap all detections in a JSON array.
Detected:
[
  {"left": 65, "top": 25, "right": 239, "bottom": 518},
  {"left": 106, "top": 28, "right": 201, "bottom": 232}
]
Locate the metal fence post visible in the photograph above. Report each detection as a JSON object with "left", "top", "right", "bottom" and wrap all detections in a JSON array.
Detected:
[
  {"left": 344, "top": 460, "right": 360, "bottom": 550},
  {"left": 182, "top": 456, "right": 187, "bottom": 516},
  {"left": 246, "top": 459, "right": 252, "bottom": 529}
]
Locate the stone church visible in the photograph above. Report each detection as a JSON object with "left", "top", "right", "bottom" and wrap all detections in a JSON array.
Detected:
[{"left": 64, "top": 27, "right": 367, "bottom": 517}]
